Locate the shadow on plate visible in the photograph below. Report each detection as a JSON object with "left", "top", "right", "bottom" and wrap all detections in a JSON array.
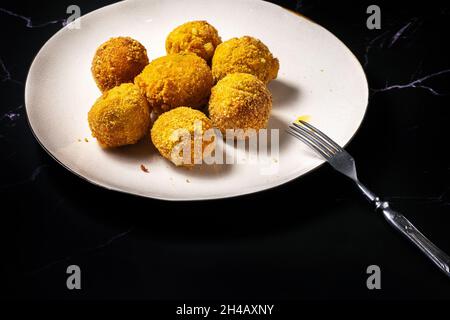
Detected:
[
  {"left": 268, "top": 79, "right": 300, "bottom": 107},
  {"left": 102, "top": 135, "right": 155, "bottom": 162},
  {"left": 164, "top": 151, "right": 234, "bottom": 180},
  {"left": 267, "top": 112, "right": 291, "bottom": 152},
  {"left": 182, "top": 164, "right": 234, "bottom": 179}
]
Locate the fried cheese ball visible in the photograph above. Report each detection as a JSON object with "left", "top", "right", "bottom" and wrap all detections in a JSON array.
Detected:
[
  {"left": 166, "top": 20, "right": 222, "bottom": 63},
  {"left": 151, "top": 107, "right": 215, "bottom": 167},
  {"left": 88, "top": 83, "right": 151, "bottom": 147},
  {"left": 212, "top": 36, "right": 279, "bottom": 83},
  {"left": 134, "top": 53, "right": 213, "bottom": 114},
  {"left": 208, "top": 73, "right": 272, "bottom": 136},
  {"left": 92, "top": 37, "right": 149, "bottom": 92}
]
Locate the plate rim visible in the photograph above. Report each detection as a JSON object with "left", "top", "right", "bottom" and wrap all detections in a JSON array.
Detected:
[{"left": 24, "top": 0, "right": 369, "bottom": 201}]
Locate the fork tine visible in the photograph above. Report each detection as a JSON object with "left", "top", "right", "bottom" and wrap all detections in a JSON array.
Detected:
[
  {"left": 298, "top": 120, "right": 343, "bottom": 151},
  {"left": 290, "top": 124, "right": 337, "bottom": 157},
  {"left": 293, "top": 122, "right": 339, "bottom": 154},
  {"left": 287, "top": 127, "right": 331, "bottom": 159}
]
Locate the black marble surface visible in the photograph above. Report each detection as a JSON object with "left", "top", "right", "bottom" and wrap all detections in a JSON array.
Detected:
[{"left": 1, "top": 0, "right": 449, "bottom": 301}]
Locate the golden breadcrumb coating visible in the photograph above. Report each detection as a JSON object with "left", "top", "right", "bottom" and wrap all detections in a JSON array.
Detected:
[
  {"left": 211, "top": 36, "right": 279, "bottom": 83},
  {"left": 88, "top": 83, "right": 151, "bottom": 147},
  {"left": 166, "top": 20, "right": 222, "bottom": 63},
  {"left": 134, "top": 53, "right": 213, "bottom": 114},
  {"left": 208, "top": 73, "right": 272, "bottom": 135},
  {"left": 92, "top": 37, "right": 149, "bottom": 92},
  {"left": 151, "top": 107, "right": 215, "bottom": 167}
]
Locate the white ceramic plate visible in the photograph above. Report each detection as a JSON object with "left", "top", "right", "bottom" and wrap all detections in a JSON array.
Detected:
[{"left": 25, "top": 0, "right": 368, "bottom": 201}]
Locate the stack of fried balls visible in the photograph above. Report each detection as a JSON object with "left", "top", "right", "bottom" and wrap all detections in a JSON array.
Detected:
[{"left": 88, "top": 21, "right": 279, "bottom": 167}]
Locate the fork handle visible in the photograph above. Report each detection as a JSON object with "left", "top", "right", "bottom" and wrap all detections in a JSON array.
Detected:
[{"left": 375, "top": 199, "right": 450, "bottom": 278}]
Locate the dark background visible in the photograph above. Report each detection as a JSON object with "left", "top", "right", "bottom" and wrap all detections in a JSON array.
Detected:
[{"left": 1, "top": 0, "right": 449, "bottom": 301}]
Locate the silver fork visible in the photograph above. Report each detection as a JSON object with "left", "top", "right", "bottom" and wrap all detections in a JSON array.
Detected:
[{"left": 287, "top": 120, "right": 450, "bottom": 278}]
